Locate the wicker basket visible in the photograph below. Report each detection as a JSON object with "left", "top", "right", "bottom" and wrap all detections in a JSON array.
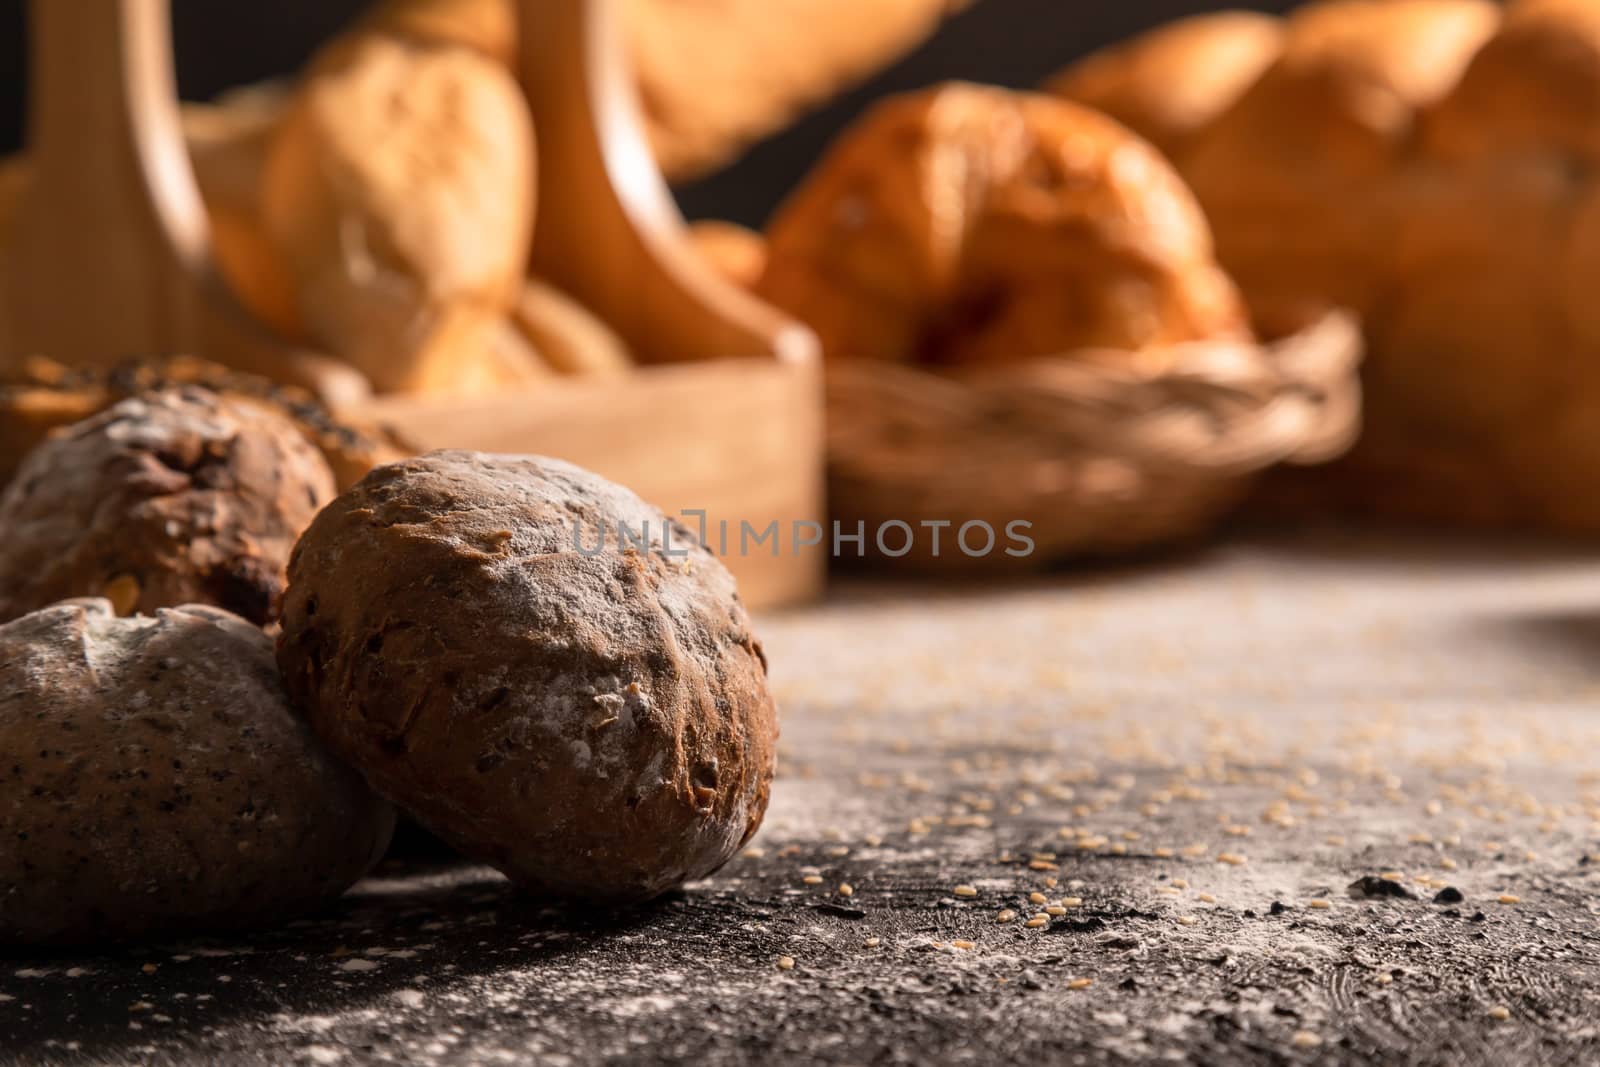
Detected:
[{"left": 825, "top": 311, "right": 1363, "bottom": 570}]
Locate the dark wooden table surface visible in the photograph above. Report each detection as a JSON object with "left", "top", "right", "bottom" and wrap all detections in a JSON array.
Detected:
[{"left": 3, "top": 527, "right": 1598, "bottom": 1066}]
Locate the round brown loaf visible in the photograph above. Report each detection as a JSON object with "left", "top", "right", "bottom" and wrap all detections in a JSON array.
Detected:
[
  {"left": 756, "top": 83, "right": 1250, "bottom": 370},
  {"left": 0, "top": 387, "right": 336, "bottom": 626},
  {"left": 0, "top": 599, "right": 394, "bottom": 946},
  {"left": 276, "top": 451, "right": 778, "bottom": 903},
  {"left": 1048, "top": 11, "right": 1286, "bottom": 161}
]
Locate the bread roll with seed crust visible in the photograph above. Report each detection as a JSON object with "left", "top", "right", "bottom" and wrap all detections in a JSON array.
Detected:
[
  {"left": 276, "top": 451, "right": 777, "bottom": 903},
  {"left": 0, "top": 388, "right": 336, "bottom": 626},
  {"left": 0, "top": 599, "right": 394, "bottom": 946}
]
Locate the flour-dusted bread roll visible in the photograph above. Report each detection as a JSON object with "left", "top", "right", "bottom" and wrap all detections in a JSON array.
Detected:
[
  {"left": 0, "top": 388, "right": 336, "bottom": 626},
  {"left": 277, "top": 451, "right": 778, "bottom": 903},
  {"left": 0, "top": 599, "right": 394, "bottom": 946},
  {"left": 1048, "top": 11, "right": 1286, "bottom": 161},
  {"left": 262, "top": 31, "right": 537, "bottom": 393},
  {"left": 757, "top": 83, "right": 1249, "bottom": 369},
  {"left": 1184, "top": 0, "right": 1499, "bottom": 327}
]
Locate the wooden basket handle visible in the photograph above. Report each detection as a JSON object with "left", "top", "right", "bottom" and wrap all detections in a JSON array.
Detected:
[
  {"left": 517, "top": 0, "right": 818, "bottom": 367},
  {"left": 0, "top": 0, "right": 367, "bottom": 404}
]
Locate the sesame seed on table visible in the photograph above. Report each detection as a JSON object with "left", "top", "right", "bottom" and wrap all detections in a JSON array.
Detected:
[{"left": 2, "top": 527, "right": 1598, "bottom": 1066}]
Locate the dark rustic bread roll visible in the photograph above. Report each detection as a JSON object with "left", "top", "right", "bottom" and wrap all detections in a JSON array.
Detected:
[
  {"left": 0, "top": 599, "right": 394, "bottom": 946},
  {"left": 0, "top": 356, "right": 412, "bottom": 493},
  {"left": 0, "top": 387, "right": 336, "bottom": 626},
  {"left": 756, "top": 83, "right": 1250, "bottom": 370},
  {"left": 276, "top": 451, "right": 777, "bottom": 903}
]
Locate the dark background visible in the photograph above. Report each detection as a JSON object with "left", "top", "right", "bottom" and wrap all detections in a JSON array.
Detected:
[{"left": 0, "top": 0, "right": 1303, "bottom": 227}]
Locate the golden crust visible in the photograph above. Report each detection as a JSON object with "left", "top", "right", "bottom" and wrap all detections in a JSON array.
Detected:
[
  {"left": 510, "top": 280, "right": 634, "bottom": 377},
  {"left": 688, "top": 220, "right": 769, "bottom": 291},
  {"left": 625, "top": 0, "right": 971, "bottom": 180},
  {"left": 354, "top": 0, "right": 519, "bottom": 65},
  {"left": 262, "top": 33, "right": 535, "bottom": 393},
  {"left": 1184, "top": 0, "right": 1499, "bottom": 323},
  {"left": 757, "top": 83, "right": 1249, "bottom": 368},
  {"left": 1422, "top": 0, "right": 1600, "bottom": 164},
  {"left": 1048, "top": 12, "right": 1286, "bottom": 160}
]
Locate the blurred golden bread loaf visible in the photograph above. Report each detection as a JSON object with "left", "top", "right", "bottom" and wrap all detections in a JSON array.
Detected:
[
  {"left": 509, "top": 280, "right": 634, "bottom": 378},
  {"left": 1181, "top": 0, "right": 1499, "bottom": 326},
  {"left": 1049, "top": 12, "right": 1285, "bottom": 160},
  {"left": 358, "top": 0, "right": 972, "bottom": 180},
  {"left": 352, "top": 0, "right": 518, "bottom": 65},
  {"left": 756, "top": 84, "right": 1250, "bottom": 370},
  {"left": 1422, "top": 0, "right": 1600, "bottom": 165},
  {"left": 1052, "top": 0, "right": 1600, "bottom": 528},
  {"left": 688, "top": 221, "right": 769, "bottom": 291},
  {"left": 262, "top": 29, "right": 538, "bottom": 393},
  {"left": 622, "top": 0, "right": 974, "bottom": 179},
  {"left": 181, "top": 82, "right": 303, "bottom": 341}
]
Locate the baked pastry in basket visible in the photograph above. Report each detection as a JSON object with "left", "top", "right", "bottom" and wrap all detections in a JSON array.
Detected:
[
  {"left": 755, "top": 83, "right": 1360, "bottom": 568},
  {"left": 757, "top": 83, "right": 1252, "bottom": 369}
]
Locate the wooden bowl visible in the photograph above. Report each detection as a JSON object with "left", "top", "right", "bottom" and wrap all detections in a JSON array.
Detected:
[{"left": 0, "top": 0, "right": 824, "bottom": 609}]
